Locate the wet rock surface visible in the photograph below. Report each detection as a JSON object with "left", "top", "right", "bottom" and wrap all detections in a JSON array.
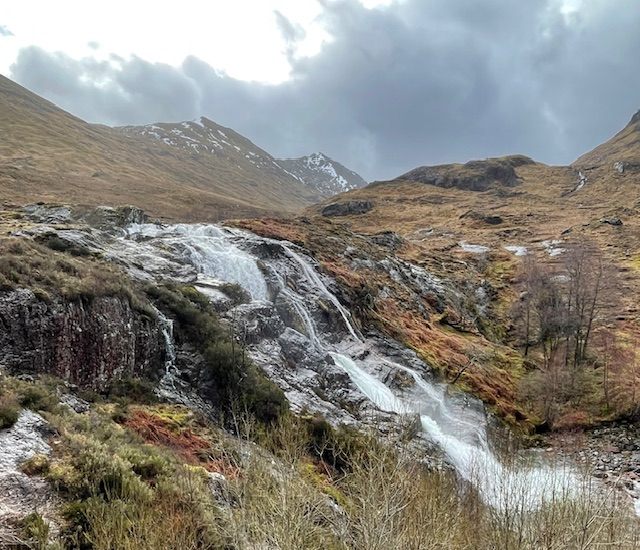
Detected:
[
  {"left": 0, "top": 288, "right": 164, "bottom": 390},
  {"left": 0, "top": 410, "right": 59, "bottom": 543}
]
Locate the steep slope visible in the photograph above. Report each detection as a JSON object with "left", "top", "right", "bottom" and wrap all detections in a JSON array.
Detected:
[
  {"left": 276, "top": 152, "right": 367, "bottom": 197},
  {"left": 575, "top": 110, "right": 640, "bottom": 167},
  {"left": 0, "top": 75, "right": 318, "bottom": 220},
  {"left": 236, "top": 109, "right": 640, "bottom": 437}
]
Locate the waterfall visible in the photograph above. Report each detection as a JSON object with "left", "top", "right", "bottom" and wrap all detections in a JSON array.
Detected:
[
  {"left": 330, "top": 353, "right": 577, "bottom": 510},
  {"left": 279, "top": 244, "right": 361, "bottom": 341},
  {"left": 128, "top": 224, "right": 268, "bottom": 301},
  {"left": 268, "top": 266, "right": 322, "bottom": 349},
  {"left": 120, "top": 222, "right": 580, "bottom": 512},
  {"left": 157, "top": 311, "right": 176, "bottom": 376}
]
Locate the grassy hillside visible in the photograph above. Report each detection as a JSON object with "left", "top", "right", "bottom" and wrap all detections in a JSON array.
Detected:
[
  {"left": 237, "top": 120, "right": 640, "bottom": 431},
  {"left": 0, "top": 75, "right": 317, "bottom": 221}
]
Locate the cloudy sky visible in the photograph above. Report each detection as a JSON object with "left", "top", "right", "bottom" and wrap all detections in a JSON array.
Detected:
[{"left": 2, "top": 0, "right": 640, "bottom": 180}]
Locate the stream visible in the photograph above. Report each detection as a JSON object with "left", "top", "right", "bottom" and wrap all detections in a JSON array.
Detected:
[{"left": 120, "top": 222, "right": 582, "bottom": 512}]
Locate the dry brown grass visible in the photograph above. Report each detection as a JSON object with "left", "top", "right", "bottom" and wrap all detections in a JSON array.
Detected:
[{"left": 0, "top": 75, "right": 315, "bottom": 221}]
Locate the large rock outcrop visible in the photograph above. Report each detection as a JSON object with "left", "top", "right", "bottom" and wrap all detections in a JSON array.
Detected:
[
  {"left": 0, "top": 289, "right": 164, "bottom": 389},
  {"left": 398, "top": 156, "right": 533, "bottom": 191}
]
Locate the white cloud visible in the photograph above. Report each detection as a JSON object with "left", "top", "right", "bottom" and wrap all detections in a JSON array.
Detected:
[{"left": 0, "top": 0, "right": 335, "bottom": 83}]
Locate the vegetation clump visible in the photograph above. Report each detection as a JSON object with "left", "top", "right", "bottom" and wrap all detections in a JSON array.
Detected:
[
  {"left": 0, "top": 237, "right": 152, "bottom": 313},
  {"left": 0, "top": 391, "right": 20, "bottom": 429},
  {"left": 146, "top": 284, "right": 287, "bottom": 424}
]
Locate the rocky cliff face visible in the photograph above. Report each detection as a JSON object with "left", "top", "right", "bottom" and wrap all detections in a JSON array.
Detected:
[{"left": 0, "top": 289, "right": 164, "bottom": 390}]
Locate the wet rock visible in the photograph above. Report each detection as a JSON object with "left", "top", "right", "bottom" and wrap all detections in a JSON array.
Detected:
[
  {"left": 274, "top": 295, "right": 313, "bottom": 337},
  {"left": 81, "top": 205, "right": 148, "bottom": 230},
  {"left": 0, "top": 411, "right": 59, "bottom": 538},
  {"left": 0, "top": 289, "right": 164, "bottom": 390},
  {"left": 321, "top": 200, "right": 373, "bottom": 217},
  {"left": 228, "top": 303, "right": 285, "bottom": 344},
  {"left": 22, "top": 204, "right": 72, "bottom": 224},
  {"left": 384, "top": 368, "right": 416, "bottom": 390},
  {"left": 278, "top": 328, "right": 314, "bottom": 364}
]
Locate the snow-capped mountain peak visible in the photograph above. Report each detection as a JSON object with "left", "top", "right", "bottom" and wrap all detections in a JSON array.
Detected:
[
  {"left": 119, "top": 117, "right": 366, "bottom": 199},
  {"left": 277, "top": 152, "right": 367, "bottom": 197}
]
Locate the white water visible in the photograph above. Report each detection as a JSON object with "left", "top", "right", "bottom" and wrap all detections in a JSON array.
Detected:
[
  {"left": 127, "top": 224, "right": 268, "bottom": 301},
  {"left": 156, "top": 309, "right": 177, "bottom": 376},
  {"left": 278, "top": 244, "right": 361, "bottom": 341},
  {"left": 123, "top": 223, "right": 580, "bottom": 512},
  {"left": 330, "top": 354, "right": 577, "bottom": 511}
]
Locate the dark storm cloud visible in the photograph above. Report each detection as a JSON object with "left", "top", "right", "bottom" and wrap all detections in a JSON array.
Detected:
[
  {"left": 0, "top": 25, "right": 13, "bottom": 36},
  {"left": 9, "top": 0, "right": 640, "bottom": 179}
]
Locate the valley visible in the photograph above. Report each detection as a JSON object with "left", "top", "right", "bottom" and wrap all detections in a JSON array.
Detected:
[{"left": 1, "top": 75, "right": 640, "bottom": 547}]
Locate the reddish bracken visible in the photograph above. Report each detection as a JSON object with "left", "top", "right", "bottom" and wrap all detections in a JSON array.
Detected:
[{"left": 125, "top": 409, "right": 241, "bottom": 479}]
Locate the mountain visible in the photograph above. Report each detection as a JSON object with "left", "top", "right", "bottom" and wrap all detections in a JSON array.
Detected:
[
  {"left": 120, "top": 122, "right": 366, "bottom": 200},
  {"left": 276, "top": 152, "right": 367, "bottom": 197},
  {"left": 574, "top": 110, "right": 640, "bottom": 168},
  {"left": 0, "top": 75, "right": 320, "bottom": 220}
]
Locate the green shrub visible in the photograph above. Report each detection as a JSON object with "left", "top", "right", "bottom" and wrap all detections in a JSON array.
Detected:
[
  {"left": 0, "top": 392, "right": 20, "bottom": 429},
  {"left": 149, "top": 284, "right": 288, "bottom": 425},
  {"left": 120, "top": 446, "right": 171, "bottom": 481},
  {"left": 18, "top": 384, "right": 57, "bottom": 412},
  {"left": 107, "top": 377, "right": 158, "bottom": 405},
  {"left": 21, "top": 453, "right": 50, "bottom": 476},
  {"left": 20, "top": 512, "right": 50, "bottom": 550},
  {"left": 218, "top": 282, "right": 251, "bottom": 305}
]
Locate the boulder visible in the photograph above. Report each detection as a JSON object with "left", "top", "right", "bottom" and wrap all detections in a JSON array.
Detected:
[
  {"left": 601, "top": 217, "right": 623, "bottom": 226},
  {"left": 370, "top": 231, "right": 405, "bottom": 250},
  {"left": 82, "top": 205, "right": 148, "bottom": 230},
  {"left": 460, "top": 210, "right": 504, "bottom": 225}
]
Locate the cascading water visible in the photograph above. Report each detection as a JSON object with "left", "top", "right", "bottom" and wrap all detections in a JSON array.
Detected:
[
  {"left": 331, "top": 353, "right": 577, "bottom": 510},
  {"left": 127, "top": 224, "right": 268, "bottom": 301},
  {"left": 121, "top": 222, "right": 581, "bottom": 512}
]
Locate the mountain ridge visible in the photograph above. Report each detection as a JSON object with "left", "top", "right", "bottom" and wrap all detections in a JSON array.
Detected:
[{"left": 0, "top": 75, "right": 363, "bottom": 220}]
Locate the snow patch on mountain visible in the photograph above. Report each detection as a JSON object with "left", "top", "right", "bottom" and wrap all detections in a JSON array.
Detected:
[
  {"left": 120, "top": 119, "right": 366, "bottom": 199},
  {"left": 277, "top": 152, "right": 367, "bottom": 198}
]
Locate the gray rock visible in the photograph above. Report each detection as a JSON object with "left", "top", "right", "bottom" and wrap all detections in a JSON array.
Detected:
[
  {"left": 601, "top": 217, "right": 623, "bottom": 226},
  {"left": 370, "top": 231, "right": 405, "bottom": 250},
  {"left": 278, "top": 328, "right": 313, "bottom": 364},
  {"left": 0, "top": 411, "right": 59, "bottom": 538},
  {"left": 82, "top": 205, "right": 148, "bottom": 230},
  {"left": 22, "top": 204, "right": 72, "bottom": 224},
  {"left": 59, "top": 393, "right": 91, "bottom": 414},
  {"left": 228, "top": 303, "right": 285, "bottom": 344},
  {"left": 321, "top": 200, "right": 373, "bottom": 217}
]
